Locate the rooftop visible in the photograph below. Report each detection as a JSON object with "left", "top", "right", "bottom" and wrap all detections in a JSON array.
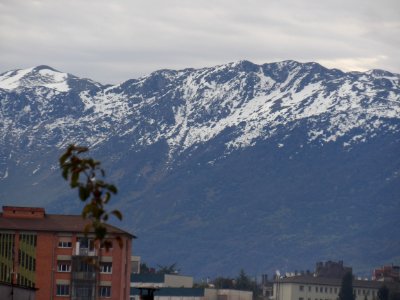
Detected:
[
  {"left": 275, "top": 275, "right": 397, "bottom": 289},
  {"left": 0, "top": 206, "right": 135, "bottom": 238},
  {"left": 131, "top": 287, "right": 205, "bottom": 297}
]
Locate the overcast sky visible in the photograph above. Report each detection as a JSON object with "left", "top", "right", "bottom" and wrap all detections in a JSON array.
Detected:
[{"left": 0, "top": 0, "right": 399, "bottom": 84}]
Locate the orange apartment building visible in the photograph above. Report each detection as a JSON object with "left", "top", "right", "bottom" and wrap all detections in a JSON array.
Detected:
[{"left": 0, "top": 205, "right": 135, "bottom": 300}]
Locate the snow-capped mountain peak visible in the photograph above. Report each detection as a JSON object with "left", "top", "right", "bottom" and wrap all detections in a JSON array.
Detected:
[
  {"left": 1, "top": 60, "right": 399, "bottom": 156},
  {"left": 0, "top": 65, "right": 70, "bottom": 92}
]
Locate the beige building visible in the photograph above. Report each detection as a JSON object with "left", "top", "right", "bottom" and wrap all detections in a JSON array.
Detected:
[
  {"left": 273, "top": 276, "right": 385, "bottom": 300},
  {"left": 131, "top": 273, "right": 194, "bottom": 289},
  {"left": 130, "top": 274, "right": 252, "bottom": 300},
  {"left": 130, "top": 287, "right": 252, "bottom": 300}
]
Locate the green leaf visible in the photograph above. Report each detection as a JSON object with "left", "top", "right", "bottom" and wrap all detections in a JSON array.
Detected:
[
  {"left": 59, "top": 152, "right": 70, "bottom": 166},
  {"left": 82, "top": 204, "right": 93, "bottom": 218},
  {"left": 79, "top": 186, "right": 90, "bottom": 201},
  {"left": 83, "top": 223, "right": 92, "bottom": 235},
  {"left": 95, "top": 225, "right": 107, "bottom": 240},
  {"left": 76, "top": 146, "right": 88, "bottom": 154},
  {"left": 107, "top": 184, "right": 117, "bottom": 194},
  {"left": 71, "top": 171, "right": 79, "bottom": 188},
  {"left": 111, "top": 210, "right": 122, "bottom": 220},
  {"left": 61, "top": 167, "right": 69, "bottom": 180},
  {"left": 103, "top": 192, "right": 111, "bottom": 204}
]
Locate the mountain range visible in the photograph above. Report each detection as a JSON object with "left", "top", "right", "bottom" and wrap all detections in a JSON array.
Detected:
[{"left": 0, "top": 60, "right": 399, "bottom": 278}]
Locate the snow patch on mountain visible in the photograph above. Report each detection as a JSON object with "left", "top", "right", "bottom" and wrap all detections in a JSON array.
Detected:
[
  {"left": 0, "top": 68, "right": 34, "bottom": 90},
  {"left": 0, "top": 61, "right": 399, "bottom": 161},
  {"left": 36, "top": 68, "right": 69, "bottom": 92},
  {"left": 0, "top": 66, "right": 70, "bottom": 92}
]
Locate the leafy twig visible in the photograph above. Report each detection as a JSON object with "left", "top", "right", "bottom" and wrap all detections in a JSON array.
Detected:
[{"left": 59, "top": 144, "right": 123, "bottom": 249}]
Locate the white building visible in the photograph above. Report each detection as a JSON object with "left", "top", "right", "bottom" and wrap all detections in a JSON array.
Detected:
[
  {"left": 131, "top": 273, "right": 194, "bottom": 289},
  {"left": 130, "top": 274, "right": 252, "bottom": 300},
  {"left": 272, "top": 275, "right": 386, "bottom": 300}
]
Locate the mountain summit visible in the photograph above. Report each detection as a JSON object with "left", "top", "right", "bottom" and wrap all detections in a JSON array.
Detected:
[{"left": 0, "top": 61, "right": 399, "bottom": 276}]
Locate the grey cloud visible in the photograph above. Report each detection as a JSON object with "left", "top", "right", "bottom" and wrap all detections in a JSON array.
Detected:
[{"left": 0, "top": 0, "right": 399, "bottom": 84}]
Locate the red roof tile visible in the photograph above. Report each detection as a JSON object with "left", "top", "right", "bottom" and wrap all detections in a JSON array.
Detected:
[{"left": 0, "top": 213, "right": 136, "bottom": 238}]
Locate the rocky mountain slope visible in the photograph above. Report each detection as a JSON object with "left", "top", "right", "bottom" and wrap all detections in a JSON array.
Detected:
[{"left": 0, "top": 61, "right": 399, "bottom": 277}]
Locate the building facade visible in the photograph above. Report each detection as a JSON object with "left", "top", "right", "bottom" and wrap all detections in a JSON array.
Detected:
[
  {"left": 131, "top": 273, "right": 194, "bottom": 289},
  {"left": 273, "top": 275, "right": 386, "bottom": 300},
  {"left": 0, "top": 206, "right": 135, "bottom": 300},
  {"left": 373, "top": 265, "right": 400, "bottom": 282},
  {"left": 0, "top": 282, "right": 36, "bottom": 300},
  {"left": 130, "top": 274, "right": 253, "bottom": 300}
]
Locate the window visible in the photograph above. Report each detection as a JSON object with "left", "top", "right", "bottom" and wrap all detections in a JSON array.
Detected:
[
  {"left": 99, "top": 286, "right": 111, "bottom": 298},
  {"left": 58, "top": 241, "right": 72, "bottom": 248},
  {"left": 316, "top": 287, "right": 319, "bottom": 292},
  {"left": 309, "top": 286, "right": 312, "bottom": 292},
  {"left": 299, "top": 297, "right": 304, "bottom": 300},
  {"left": 57, "top": 262, "right": 71, "bottom": 272},
  {"left": 330, "top": 288, "right": 333, "bottom": 293},
  {"left": 320, "top": 287, "right": 323, "bottom": 293},
  {"left": 335, "top": 288, "right": 338, "bottom": 294},
  {"left": 56, "top": 284, "right": 70, "bottom": 296},
  {"left": 78, "top": 261, "right": 95, "bottom": 273},
  {"left": 78, "top": 237, "right": 94, "bottom": 250},
  {"left": 300, "top": 286, "right": 304, "bottom": 291},
  {"left": 100, "top": 262, "right": 112, "bottom": 273},
  {"left": 325, "top": 287, "right": 328, "bottom": 293}
]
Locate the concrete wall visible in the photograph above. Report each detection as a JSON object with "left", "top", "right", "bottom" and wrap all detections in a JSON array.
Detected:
[
  {"left": 164, "top": 275, "right": 194, "bottom": 288},
  {"left": 204, "top": 288, "right": 218, "bottom": 300},
  {"left": 0, "top": 284, "right": 36, "bottom": 300},
  {"left": 147, "top": 289, "right": 251, "bottom": 300},
  {"left": 273, "top": 282, "right": 380, "bottom": 300},
  {"left": 153, "top": 297, "right": 204, "bottom": 300},
  {"left": 217, "top": 289, "right": 253, "bottom": 300}
]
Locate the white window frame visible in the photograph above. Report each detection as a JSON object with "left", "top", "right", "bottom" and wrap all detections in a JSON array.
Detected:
[
  {"left": 57, "top": 262, "right": 71, "bottom": 272},
  {"left": 100, "top": 262, "right": 112, "bottom": 273},
  {"left": 99, "top": 286, "right": 111, "bottom": 298},
  {"left": 58, "top": 241, "right": 72, "bottom": 248}
]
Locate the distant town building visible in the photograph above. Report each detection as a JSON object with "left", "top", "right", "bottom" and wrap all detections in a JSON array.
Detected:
[
  {"left": 130, "top": 274, "right": 253, "bottom": 300},
  {"left": 131, "top": 273, "right": 194, "bottom": 289},
  {"left": 272, "top": 261, "right": 400, "bottom": 300},
  {"left": 315, "top": 261, "right": 352, "bottom": 278},
  {"left": 372, "top": 265, "right": 400, "bottom": 282},
  {"left": 130, "top": 287, "right": 253, "bottom": 300},
  {"left": 0, "top": 206, "right": 135, "bottom": 300},
  {"left": 132, "top": 256, "right": 141, "bottom": 274},
  {"left": 273, "top": 275, "right": 390, "bottom": 300},
  {"left": 261, "top": 273, "right": 273, "bottom": 299}
]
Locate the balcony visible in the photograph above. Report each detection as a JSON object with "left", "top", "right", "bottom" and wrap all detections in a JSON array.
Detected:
[{"left": 74, "top": 241, "right": 97, "bottom": 257}]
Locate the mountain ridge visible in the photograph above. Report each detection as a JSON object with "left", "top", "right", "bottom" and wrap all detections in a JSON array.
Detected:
[{"left": 0, "top": 60, "right": 399, "bottom": 277}]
